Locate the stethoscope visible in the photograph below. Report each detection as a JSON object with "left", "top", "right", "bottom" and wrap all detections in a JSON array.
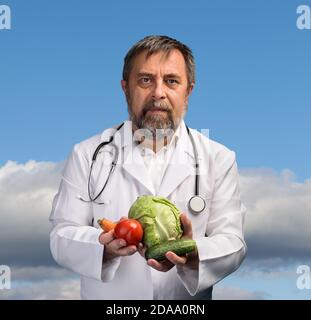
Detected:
[{"left": 79, "top": 122, "right": 206, "bottom": 214}]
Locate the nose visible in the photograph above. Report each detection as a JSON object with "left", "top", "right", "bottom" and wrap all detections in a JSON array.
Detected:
[{"left": 152, "top": 80, "right": 166, "bottom": 101}]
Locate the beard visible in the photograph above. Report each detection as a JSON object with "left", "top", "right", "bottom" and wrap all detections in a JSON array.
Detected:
[{"left": 128, "top": 98, "right": 185, "bottom": 141}]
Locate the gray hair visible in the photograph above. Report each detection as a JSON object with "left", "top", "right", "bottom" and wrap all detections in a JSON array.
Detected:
[{"left": 122, "top": 35, "right": 195, "bottom": 88}]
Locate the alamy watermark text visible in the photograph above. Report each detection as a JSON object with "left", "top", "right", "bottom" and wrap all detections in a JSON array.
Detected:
[
  {"left": 297, "top": 5, "right": 311, "bottom": 30},
  {"left": 0, "top": 265, "right": 11, "bottom": 290},
  {"left": 0, "top": 4, "right": 11, "bottom": 30}
]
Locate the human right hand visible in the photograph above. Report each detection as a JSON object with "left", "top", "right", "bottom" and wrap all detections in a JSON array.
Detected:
[
  {"left": 138, "top": 213, "right": 198, "bottom": 271},
  {"left": 99, "top": 229, "right": 138, "bottom": 262}
]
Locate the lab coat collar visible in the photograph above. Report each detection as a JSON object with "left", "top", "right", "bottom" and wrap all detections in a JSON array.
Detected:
[
  {"left": 99, "top": 120, "right": 195, "bottom": 155},
  {"left": 99, "top": 121, "right": 155, "bottom": 194},
  {"left": 121, "top": 120, "right": 155, "bottom": 194},
  {"left": 158, "top": 121, "right": 197, "bottom": 197},
  {"left": 119, "top": 120, "right": 194, "bottom": 157},
  {"left": 100, "top": 120, "right": 198, "bottom": 196}
]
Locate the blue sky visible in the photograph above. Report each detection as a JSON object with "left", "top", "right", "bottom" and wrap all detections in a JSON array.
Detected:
[
  {"left": 1, "top": 0, "right": 311, "bottom": 300},
  {"left": 1, "top": 0, "right": 310, "bottom": 180}
]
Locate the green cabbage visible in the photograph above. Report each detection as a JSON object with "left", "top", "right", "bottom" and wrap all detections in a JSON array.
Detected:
[{"left": 128, "top": 195, "right": 182, "bottom": 248}]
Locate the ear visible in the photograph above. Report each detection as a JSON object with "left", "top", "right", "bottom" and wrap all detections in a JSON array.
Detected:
[
  {"left": 121, "top": 80, "right": 127, "bottom": 94},
  {"left": 187, "top": 82, "right": 195, "bottom": 96}
]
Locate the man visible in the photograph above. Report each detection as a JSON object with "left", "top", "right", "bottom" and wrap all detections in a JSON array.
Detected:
[{"left": 49, "top": 35, "right": 247, "bottom": 299}]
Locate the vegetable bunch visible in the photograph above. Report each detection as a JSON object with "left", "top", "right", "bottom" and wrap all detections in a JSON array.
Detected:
[{"left": 128, "top": 195, "right": 197, "bottom": 261}]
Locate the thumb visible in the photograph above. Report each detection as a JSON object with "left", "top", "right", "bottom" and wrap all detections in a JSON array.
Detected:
[{"left": 180, "top": 213, "right": 193, "bottom": 239}]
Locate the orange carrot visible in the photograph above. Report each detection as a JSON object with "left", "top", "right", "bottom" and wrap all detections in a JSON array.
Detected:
[{"left": 97, "top": 218, "right": 117, "bottom": 232}]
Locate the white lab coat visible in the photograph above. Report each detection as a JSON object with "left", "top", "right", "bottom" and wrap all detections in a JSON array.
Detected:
[{"left": 49, "top": 120, "right": 247, "bottom": 300}]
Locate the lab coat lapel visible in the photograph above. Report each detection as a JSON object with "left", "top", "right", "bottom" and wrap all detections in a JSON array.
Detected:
[
  {"left": 122, "top": 147, "right": 156, "bottom": 195},
  {"left": 121, "top": 121, "right": 155, "bottom": 195},
  {"left": 159, "top": 122, "right": 195, "bottom": 198}
]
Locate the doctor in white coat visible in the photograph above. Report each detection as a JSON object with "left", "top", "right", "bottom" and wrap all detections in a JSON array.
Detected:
[{"left": 49, "top": 35, "right": 247, "bottom": 300}]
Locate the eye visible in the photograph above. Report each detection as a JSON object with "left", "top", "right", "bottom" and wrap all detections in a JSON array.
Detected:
[
  {"left": 166, "top": 79, "right": 178, "bottom": 85},
  {"left": 140, "top": 77, "right": 151, "bottom": 84}
]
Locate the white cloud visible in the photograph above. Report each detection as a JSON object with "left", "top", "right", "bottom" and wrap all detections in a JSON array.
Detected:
[
  {"left": 12, "top": 266, "right": 77, "bottom": 282},
  {"left": 240, "top": 168, "right": 311, "bottom": 259},
  {"left": 232, "top": 262, "right": 299, "bottom": 281},
  {"left": 1, "top": 160, "right": 311, "bottom": 299},
  {"left": 1, "top": 160, "right": 311, "bottom": 264},
  {"left": 218, "top": 261, "right": 311, "bottom": 300},
  {"left": 213, "top": 285, "right": 268, "bottom": 300},
  {"left": 0, "top": 278, "right": 80, "bottom": 300},
  {"left": 0, "top": 160, "right": 64, "bottom": 266},
  {"left": 0, "top": 266, "right": 80, "bottom": 300}
]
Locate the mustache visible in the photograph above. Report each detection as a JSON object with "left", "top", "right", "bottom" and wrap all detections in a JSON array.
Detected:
[{"left": 142, "top": 101, "right": 172, "bottom": 117}]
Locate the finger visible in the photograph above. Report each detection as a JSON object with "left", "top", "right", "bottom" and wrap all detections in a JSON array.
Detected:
[
  {"left": 180, "top": 213, "right": 193, "bottom": 239},
  {"left": 165, "top": 251, "right": 187, "bottom": 266},
  {"left": 108, "top": 238, "right": 128, "bottom": 251},
  {"left": 147, "top": 258, "right": 174, "bottom": 272},
  {"left": 116, "top": 245, "right": 137, "bottom": 256},
  {"left": 137, "top": 242, "right": 146, "bottom": 258},
  {"left": 99, "top": 229, "right": 115, "bottom": 245}
]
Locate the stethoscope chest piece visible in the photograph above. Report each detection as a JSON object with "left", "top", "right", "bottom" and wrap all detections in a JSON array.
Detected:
[{"left": 188, "top": 195, "right": 206, "bottom": 214}]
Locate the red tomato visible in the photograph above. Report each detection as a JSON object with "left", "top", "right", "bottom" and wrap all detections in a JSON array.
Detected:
[{"left": 114, "top": 219, "right": 143, "bottom": 246}]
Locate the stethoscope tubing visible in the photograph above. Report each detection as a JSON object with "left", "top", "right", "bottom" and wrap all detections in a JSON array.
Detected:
[{"left": 83, "top": 122, "right": 205, "bottom": 214}]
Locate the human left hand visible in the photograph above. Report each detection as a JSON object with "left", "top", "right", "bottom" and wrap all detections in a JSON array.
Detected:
[{"left": 138, "top": 213, "right": 199, "bottom": 272}]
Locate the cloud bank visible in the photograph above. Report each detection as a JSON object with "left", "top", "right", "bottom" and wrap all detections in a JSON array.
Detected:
[
  {"left": 0, "top": 160, "right": 64, "bottom": 266},
  {"left": 213, "top": 285, "right": 268, "bottom": 300},
  {"left": 0, "top": 160, "right": 310, "bottom": 299},
  {"left": 240, "top": 168, "right": 311, "bottom": 260},
  {"left": 0, "top": 266, "right": 80, "bottom": 300}
]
